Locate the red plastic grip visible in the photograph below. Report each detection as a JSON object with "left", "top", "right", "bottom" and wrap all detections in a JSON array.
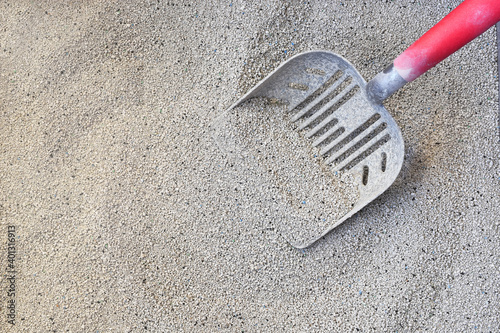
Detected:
[{"left": 394, "top": 0, "right": 500, "bottom": 82}]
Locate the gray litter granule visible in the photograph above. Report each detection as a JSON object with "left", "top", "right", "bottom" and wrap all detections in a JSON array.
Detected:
[{"left": 214, "top": 98, "right": 359, "bottom": 247}]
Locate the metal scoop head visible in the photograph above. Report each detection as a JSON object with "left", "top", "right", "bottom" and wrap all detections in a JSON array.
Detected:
[{"left": 227, "top": 51, "right": 404, "bottom": 248}]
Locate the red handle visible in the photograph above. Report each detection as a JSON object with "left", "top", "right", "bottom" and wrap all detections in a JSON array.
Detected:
[{"left": 394, "top": 0, "right": 500, "bottom": 82}]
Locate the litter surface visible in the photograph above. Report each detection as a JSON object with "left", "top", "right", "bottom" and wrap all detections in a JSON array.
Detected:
[{"left": 1, "top": 1, "right": 499, "bottom": 332}]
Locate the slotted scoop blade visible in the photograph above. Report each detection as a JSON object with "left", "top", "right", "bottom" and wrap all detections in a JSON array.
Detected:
[{"left": 225, "top": 51, "right": 404, "bottom": 248}]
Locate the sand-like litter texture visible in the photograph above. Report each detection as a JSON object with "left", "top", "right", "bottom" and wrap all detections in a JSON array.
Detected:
[
  {"left": 1, "top": 0, "right": 499, "bottom": 332},
  {"left": 213, "top": 98, "right": 359, "bottom": 248}
]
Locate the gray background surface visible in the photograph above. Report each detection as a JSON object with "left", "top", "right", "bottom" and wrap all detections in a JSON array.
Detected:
[{"left": 1, "top": 1, "right": 499, "bottom": 332}]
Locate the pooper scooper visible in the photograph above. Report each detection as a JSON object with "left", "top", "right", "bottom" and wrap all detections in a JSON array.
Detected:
[{"left": 225, "top": 0, "right": 500, "bottom": 248}]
